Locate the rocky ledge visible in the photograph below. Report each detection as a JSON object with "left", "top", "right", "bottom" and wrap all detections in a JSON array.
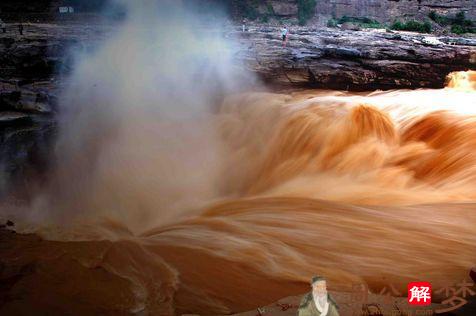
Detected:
[
  {"left": 1, "top": 23, "right": 475, "bottom": 94},
  {"left": 233, "top": 26, "right": 476, "bottom": 90},
  {"left": 0, "top": 22, "right": 112, "bottom": 194}
]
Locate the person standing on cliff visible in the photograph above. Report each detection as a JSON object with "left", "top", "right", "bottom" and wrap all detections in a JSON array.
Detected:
[
  {"left": 281, "top": 25, "right": 288, "bottom": 47},
  {"left": 297, "top": 276, "right": 340, "bottom": 316},
  {"left": 18, "top": 23, "right": 24, "bottom": 35}
]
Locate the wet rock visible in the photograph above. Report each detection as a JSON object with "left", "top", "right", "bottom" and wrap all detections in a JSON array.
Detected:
[
  {"left": 6, "top": 220, "right": 14, "bottom": 227},
  {"left": 440, "top": 37, "right": 476, "bottom": 47},
  {"left": 0, "top": 90, "right": 52, "bottom": 114},
  {"left": 323, "top": 46, "right": 364, "bottom": 59},
  {"left": 236, "top": 27, "right": 476, "bottom": 89},
  {"left": 271, "top": 0, "right": 476, "bottom": 22},
  {"left": 0, "top": 112, "right": 33, "bottom": 127},
  {"left": 0, "top": 115, "right": 56, "bottom": 197},
  {"left": 1, "top": 22, "right": 474, "bottom": 91}
]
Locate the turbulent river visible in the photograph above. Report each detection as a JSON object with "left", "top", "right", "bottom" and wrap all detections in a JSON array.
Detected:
[
  {"left": 1, "top": 2, "right": 476, "bottom": 315},
  {"left": 2, "top": 71, "right": 476, "bottom": 315}
]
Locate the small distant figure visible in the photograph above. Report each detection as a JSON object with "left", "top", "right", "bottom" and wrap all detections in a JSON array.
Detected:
[
  {"left": 281, "top": 25, "right": 288, "bottom": 47},
  {"left": 242, "top": 19, "right": 246, "bottom": 32},
  {"left": 0, "top": 19, "right": 6, "bottom": 33},
  {"left": 18, "top": 23, "right": 24, "bottom": 35}
]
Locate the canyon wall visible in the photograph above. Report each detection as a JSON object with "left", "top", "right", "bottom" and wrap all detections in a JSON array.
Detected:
[
  {"left": 0, "top": 0, "right": 108, "bottom": 21},
  {"left": 1, "top": 1, "right": 475, "bottom": 23},
  {"left": 314, "top": 0, "right": 476, "bottom": 22},
  {"left": 251, "top": 0, "right": 476, "bottom": 22}
]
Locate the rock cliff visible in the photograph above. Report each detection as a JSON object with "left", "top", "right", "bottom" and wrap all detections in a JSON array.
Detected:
[
  {"left": 314, "top": 0, "right": 476, "bottom": 22},
  {"left": 236, "top": 0, "right": 476, "bottom": 22},
  {"left": 236, "top": 26, "right": 476, "bottom": 89}
]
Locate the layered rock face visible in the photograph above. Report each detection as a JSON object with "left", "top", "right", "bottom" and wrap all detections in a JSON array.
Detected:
[
  {"left": 314, "top": 0, "right": 476, "bottom": 22},
  {"left": 267, "top": 0, "right": 299, "bottom": 17},
  {"left": 236, "top": 26, "right": 476, "bottom": 89},
  {"left": 248, "top": 0, "right": 476, "bottom": 22},
  {"left": 0, "top": 23, "right": 106, "bottom": 196}
]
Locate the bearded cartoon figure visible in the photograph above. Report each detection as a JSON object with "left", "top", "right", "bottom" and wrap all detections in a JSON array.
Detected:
[{"left": 297, "top": 276, "right": 340, "bottom": 316}]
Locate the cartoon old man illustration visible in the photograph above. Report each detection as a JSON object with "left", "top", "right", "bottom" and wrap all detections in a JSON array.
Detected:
[{"left": 297, "top": 276, "right": 340, "bottom": 316}]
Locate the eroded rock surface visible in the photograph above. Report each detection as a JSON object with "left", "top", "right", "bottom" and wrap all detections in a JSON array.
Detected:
[{"left": 234, "top": 26, "right": 476, "bottom": 89}]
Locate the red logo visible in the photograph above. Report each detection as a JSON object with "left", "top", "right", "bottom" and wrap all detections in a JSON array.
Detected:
[{"left": 408, "top": 282, "right": 432, "bottom": 305}]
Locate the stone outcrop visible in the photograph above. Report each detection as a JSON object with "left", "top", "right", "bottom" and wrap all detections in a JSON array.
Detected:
[
  {"left": 0, "top": 90, "right": 53, "bottom": 114},
  {"left": 236, "top": 0, "right": 476, "bottom": 22},
  {"left": 314, "top": 0, "right": 476, "bottom": 22},
  {"left": 235, "top": 26, "right": 476, "bottom": 89},
  {"left": 263, "top": 0, "right": 298, "bottom": 17},
  {"left": 2, "top": 0, "right": 475, "bottom": 24},
  {"left": 0, "top": 23, "right": 78, "bottom": 196},
  {"left": 6, "top": 22, "right": 472, "bottom": 93}
]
